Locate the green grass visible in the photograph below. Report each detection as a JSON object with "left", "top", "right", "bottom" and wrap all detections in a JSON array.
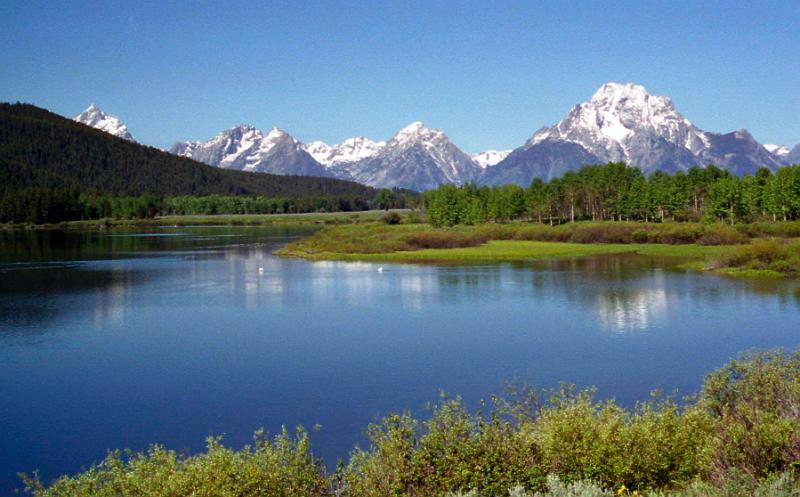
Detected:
[
  {"left": 275, "top": 221, "right": 737, "bottom": 264},
  {"left": 278, "top": 239, "right": 732, "bottom": 263},
  {"left": 5, "top": 210, "right": 408, "bottom": 230}
]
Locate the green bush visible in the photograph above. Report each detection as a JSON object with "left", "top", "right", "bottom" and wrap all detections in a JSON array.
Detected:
[
  {"left": 22, "top": 350, "right": 800, "bottom": 497},
  {"left": 695, "top": 226, "right": 749, "bottom": 246},
  {"left": 405, "top": 231, "right": 490, "bottom": 250},
  {"left": 22, "top": 428, "right": 328, "bottom": 497},
  {"left": 700, "top": 349, "right": 800, "bottom": 481},
  {"left": 632, "top": 230, "right": 650, "bottom": 243},
  {"left": 714, "top": 239, "right": 800, "bottom": 275},
  {"left": 534, "top": 388, "right": 712, "bottom": 490},
  {"left": 345, "top": 396, "right": 542, "bottom": 497},
  {"left": 381, "top": 211, "right": 402, "bottom": 225}
]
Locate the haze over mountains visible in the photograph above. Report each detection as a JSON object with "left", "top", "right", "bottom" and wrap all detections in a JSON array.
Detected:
[{"left": 75, "top": 83, "right": 799, "bottom": 191}]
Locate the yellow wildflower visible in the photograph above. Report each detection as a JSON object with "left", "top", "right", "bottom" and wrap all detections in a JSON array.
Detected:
[{"left": 617, "top": 484, "right": 627, "bottom": 495}]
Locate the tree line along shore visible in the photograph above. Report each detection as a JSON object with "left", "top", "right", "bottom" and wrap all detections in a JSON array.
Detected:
[
  {"left": 3, "top": 163, "right": 800, "bottom": 226},
  {"left": 421, "top": 163, "right": 800, "bottom": 227}
]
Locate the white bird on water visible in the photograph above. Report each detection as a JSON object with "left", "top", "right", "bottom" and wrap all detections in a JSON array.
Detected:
[
  {"left": 377, "top": 267, "right": 384, "bottom": 272},
  {"left": 258, "top": 267, "right": 264, "bottom": 274}
]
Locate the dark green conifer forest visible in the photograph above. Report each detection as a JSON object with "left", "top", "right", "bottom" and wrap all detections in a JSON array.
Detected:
[{"left": 0, "top": 103, "right": 404, "bottom": 223}]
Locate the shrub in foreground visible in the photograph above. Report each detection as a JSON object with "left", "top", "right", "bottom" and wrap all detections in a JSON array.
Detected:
[
  {"left": 22, "top": 350, "right": 800, "bottom": 497},
  {"left": 701, "top": 349, "right": 800, "bottom": 481},
  {"left": 446, "top": 472, "right": 800, "bottom": 497},
  {"left": 22, "top": 428, "right": 328, "bottom": 497}
]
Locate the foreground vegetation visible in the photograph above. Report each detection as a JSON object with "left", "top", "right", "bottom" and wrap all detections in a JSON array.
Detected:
[{"left": 23, "top": 350, "right": 800, "bottom": 496}]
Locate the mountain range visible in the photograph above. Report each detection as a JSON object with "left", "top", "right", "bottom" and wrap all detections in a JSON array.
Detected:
[
  {"left": 168, "top": 125, "right": 330, "bottom": 178},
  {"left": 4, "top": 103, "right": 377, "bottom": 198},
  {"left": 75, "top": 83, "right": 800, "bottom": 191}
]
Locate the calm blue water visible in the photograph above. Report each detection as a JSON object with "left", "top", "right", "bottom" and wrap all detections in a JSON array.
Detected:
[{"left": 1, "top": 226, "right": 799, "bottom": 493}]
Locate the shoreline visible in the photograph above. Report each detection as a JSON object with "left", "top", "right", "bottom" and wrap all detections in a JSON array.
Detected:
[
  {"left": 273, "top": 220, "right": 800, "bottom": 277},
  {"left": 0, "top": 209, "right": 410, "bottom": 230},
  {"left": 275, "top": 238, "right": 732, "bottom": 264}
]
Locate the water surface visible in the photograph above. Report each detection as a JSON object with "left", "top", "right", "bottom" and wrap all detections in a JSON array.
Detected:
[{"left": 1, "top": 227, "right": 799, "bottom": 493}]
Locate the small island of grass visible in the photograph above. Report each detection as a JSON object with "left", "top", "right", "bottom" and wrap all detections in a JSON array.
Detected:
[{"left": 275, "top": 217, "right": 800, "bottom": 277}]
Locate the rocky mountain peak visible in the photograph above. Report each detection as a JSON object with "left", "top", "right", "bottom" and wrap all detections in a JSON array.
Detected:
[
  {"left": 391, "top": 121, "right": 445, "bottom": 147},
  {"left": 74, "top": 104, "right": 136, "bottom": 142}
]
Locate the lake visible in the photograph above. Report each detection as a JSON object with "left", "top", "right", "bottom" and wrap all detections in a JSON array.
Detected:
[{"left": 1, "top": 226, "right": 799, "bottom": 493}]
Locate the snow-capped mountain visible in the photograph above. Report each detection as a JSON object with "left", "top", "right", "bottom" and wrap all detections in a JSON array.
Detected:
[
  {"left": 339, "top": 122, "right": 482, "bottom": 191},
  {"left": 471, "top": 150, "right": 511, "bottom": 168},
  {"left": 765, "top": 143, "right": 800, "bottom": 165},
  {"left": 74, "top": 104, "right": 136, "bottom": 142},
  {"left": 162, "top": 82, "right": 795, "bottom": 189},
  {"left": 483, "top": 82, "right": 784, "bottom": 185},
  {"left": 765, "top": 144, "right": 791, "bottom": 158},
  {"left": 302, "top": 137, "right": 385, "bottom": 166},
  {"left": 530, "top": 82, "right": 709, "bottom": 167},
  {"left": 170, "top": 125, "right": 329, "bottom": 177}
]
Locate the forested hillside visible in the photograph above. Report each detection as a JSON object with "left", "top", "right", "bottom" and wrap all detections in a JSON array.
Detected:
[
  {"left": 0, "top": 103, "right": 397, "bottom": 223},
  {"left": 0, "top": 103, "right": 377, "bottom": 197}
]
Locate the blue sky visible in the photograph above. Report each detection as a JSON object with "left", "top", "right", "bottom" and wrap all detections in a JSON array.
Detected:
[{"left": 1, "top": 0, "right": 798, "bottom": 152}]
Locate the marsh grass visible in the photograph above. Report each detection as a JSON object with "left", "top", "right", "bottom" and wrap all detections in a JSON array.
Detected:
[
  {"left": 712, "top": 239, "right": 800, "bottom": 276},
  {"left": 274, "top": 221, "right": 740, "bottom": 263}
]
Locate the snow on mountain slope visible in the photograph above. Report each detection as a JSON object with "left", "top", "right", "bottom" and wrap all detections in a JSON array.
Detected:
[
  {"left": 765, "top": 143, "right": 795, "bottom": 165},
  {"left": 471, "top": 150, "right": 511, "bottom": 168},
  {"left": 169, "top": 125, "right": 330, "bottom": 177},
  {"left": 765, "top": 144, "right": 790, "bottom": 157},
  {"left": 302, "top": 137, "right": 385, "bottom": 166},
  {"left": 74, "top": 104, "right": 136, "bottom": 142},
  {"left": 486, "top": 82, "right": 784, "bottom": 185},
  {"left": 167, "top": 82, "right": 791, "bottom": 188},
  {"left": 302, "top": 141, "right": 333, "bottom": 164},
  {"left": 530, "top": 83, "right": 709, "bottom": 169},
  {"left": 342, "top": 122, "right": 482, "bottom": 191}
]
